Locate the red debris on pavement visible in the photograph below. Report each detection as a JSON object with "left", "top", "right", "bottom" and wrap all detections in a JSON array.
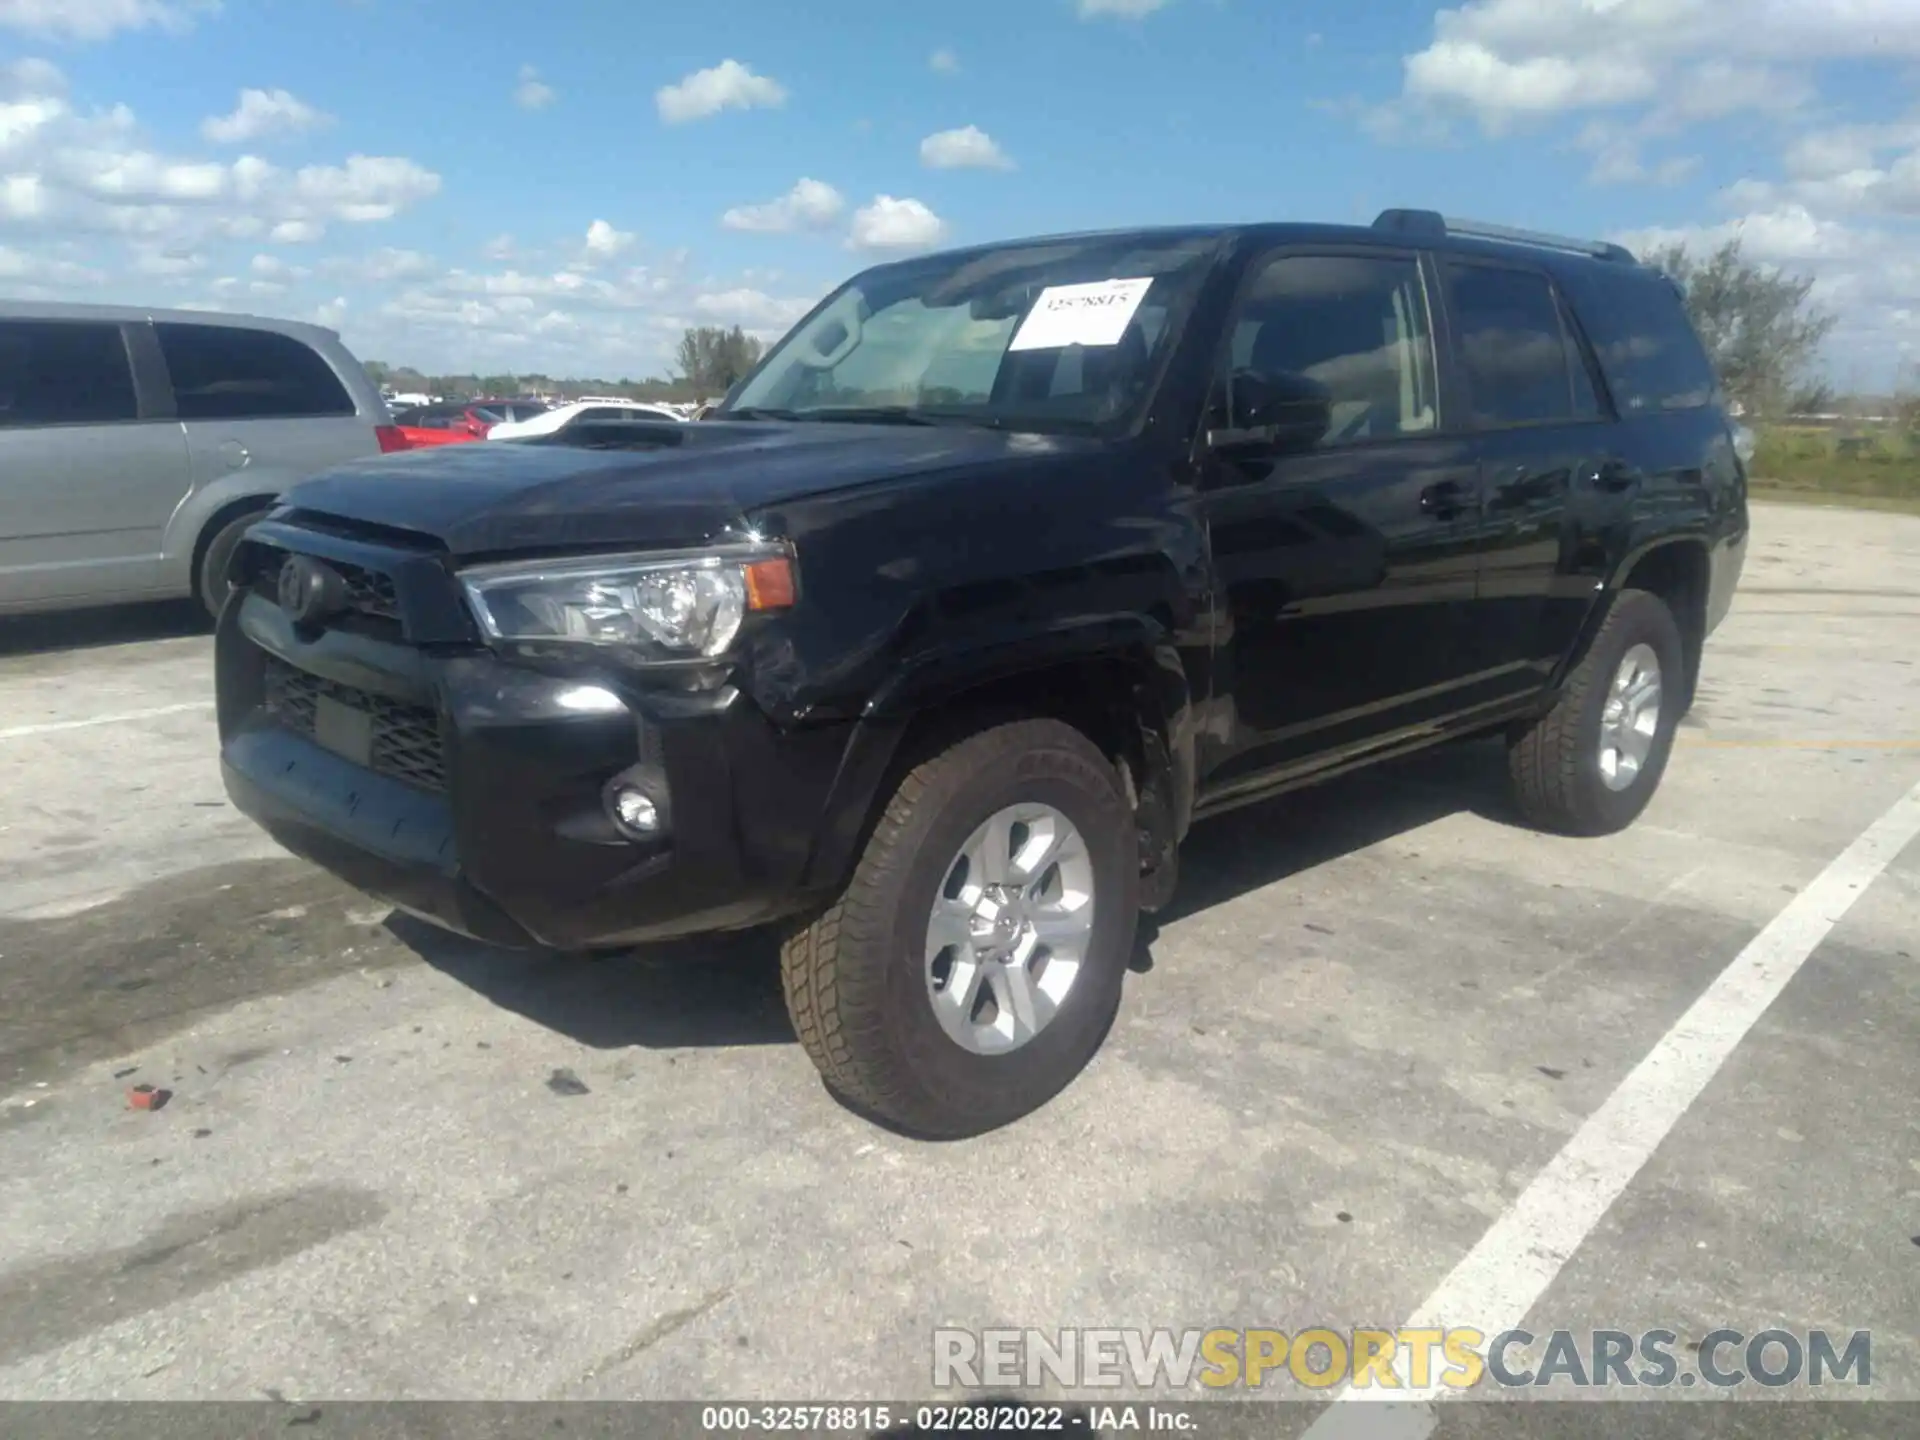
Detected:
[{"left": 128, "top": 1084, "right": 172, "bottom": 1112}]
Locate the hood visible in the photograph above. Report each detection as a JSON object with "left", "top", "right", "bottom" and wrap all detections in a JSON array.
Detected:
[{"left": 283, "top": 421, "right": 1100, "bottom": 558}]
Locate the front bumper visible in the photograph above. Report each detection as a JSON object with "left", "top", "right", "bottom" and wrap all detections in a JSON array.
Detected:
[{"left": 216, "top": 522, "right": 854, "bottom": 950}]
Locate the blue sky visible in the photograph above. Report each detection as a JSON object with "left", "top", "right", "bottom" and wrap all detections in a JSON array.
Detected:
[{"left": 4, "top": 0, "right": 1919, "bottom": 384}]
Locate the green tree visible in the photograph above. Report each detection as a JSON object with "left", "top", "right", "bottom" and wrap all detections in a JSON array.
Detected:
[
  {"left": 675, "top": 325, "right": 765, "bottom": 394},
  {"left": 1643, "top": 238, "right": 1836, "bottom": 418}
]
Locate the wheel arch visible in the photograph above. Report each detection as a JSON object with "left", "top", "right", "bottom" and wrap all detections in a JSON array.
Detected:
[
  {"left": 188, "top": 493, "right": 280, "bottom": 592},
  {"left": 798, "top": 622, "right": 1196, "bottom": 899},
  {"left": 1558, "top": 535, "right": 1713, "bottom": 712}
]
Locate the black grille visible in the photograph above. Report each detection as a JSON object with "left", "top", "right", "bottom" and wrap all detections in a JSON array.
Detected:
[
  {"left": 340, "top": 563, "right": 399, "bottom": 620},
  {"left": 262, "top": 657, "right": 446, "bottom": 791},
  {"left": 251, "top": 546, "right": 399, "bottom": 623}
]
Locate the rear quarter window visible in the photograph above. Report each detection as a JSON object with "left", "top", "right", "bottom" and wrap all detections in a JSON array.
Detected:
[
  {"left": 1565, "top": 271, "right": 1718, "bottom": 414},
  {"left": 155, "top": 323, "right": 356, "bottom": 421}
]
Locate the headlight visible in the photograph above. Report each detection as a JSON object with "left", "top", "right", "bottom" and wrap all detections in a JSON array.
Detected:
[
  {"left": 1731, "top": 424, "right": 1757, "bottom": 466},
  {"left": 460, "top": 546, "right": 796, "bottom": 660}
]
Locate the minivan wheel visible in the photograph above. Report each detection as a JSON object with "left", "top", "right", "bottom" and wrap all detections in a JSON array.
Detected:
[
  {"left": 1507, "top": 588, "right": 1685, "bottom": 836},
  {"left": 781, "top": 719, "right": 1140, "bottom": 1138},
  {"left": 196, "top": 507, "right": 269, "bottom": 620}
]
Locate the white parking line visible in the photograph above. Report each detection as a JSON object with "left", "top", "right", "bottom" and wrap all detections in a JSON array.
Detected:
[
  {"left": 0, "top": 701, "right": 213, "bottom": 742},
  {"left": 1303, "top": 776, "right": 1920, "bottom": 1439}
]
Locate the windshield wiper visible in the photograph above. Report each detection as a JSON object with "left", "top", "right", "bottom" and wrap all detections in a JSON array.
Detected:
[
  {"left": 789, "top": 406, "right": 942, "bottom": 427},
  {"left": 724, "top": 404, "right": 1006, "bottom": 430}
]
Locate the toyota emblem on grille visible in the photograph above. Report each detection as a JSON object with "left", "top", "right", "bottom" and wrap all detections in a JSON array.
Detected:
[{"left": 277, "top": 554, "right": 347, "bottom": 625}]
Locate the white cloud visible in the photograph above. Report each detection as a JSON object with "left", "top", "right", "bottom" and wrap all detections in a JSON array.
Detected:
[
  {"left": 291, "top": 155, "right": 441, "bottom": 222},
  {"left": 0, "top": 0, "right": 207, "bottom": 42},
  {"left": 655, "top": 59, "right": 787, "bottom": 124},
  {"left": 0, "top": 242, "right": 99, "bottom": 289},
  {"left": 130, "top": 245, "right": 203, "bottom": 278},
  {"left": 513, "top": 65, "right": 555, "bottom": 111},
  {"left": 1394, "top": 0, "right": 1920, "bottom": 135},
  {"left": 319, "top": 246, "right": 430, "bottom": 282},
  {"left": 919, "top": 124, "right": 1013, "bottom": 171},
  {"left": 1721, "top": 118, "right": 1920, "bottom": 217},
  {"left": 721, "top": 177, "right": 845, "bottom": 234},
  {"left": 0, "top": 57, "right": 838, "bottom": 382},
  {"left": 362, "top": 248, "right": 824, "bottom": 377},
  {"left": 848, "top": 195, "right": 947, "bottom": 251},
  {"left": 0, "top": 59, "right": 439, "bottom": 249},
  {"left": 693, "top": 288, "right": 812, "bottom": 330},
  {"left": 201, "top": 88, "right": 331, "bottom": 145},
  {"left": 1575, "top": 121, "right": 1699, "bottom": 188},
  {"left": 1613, "top": 205, "right": 1868, "bottom": 267},
  {"left": 584, "top": 218, "right": 634, "bottom": 257},
  {"left": 930, "top": 48, "right": 959, "bottom": 74},
  {"left": 1076, "top": 0, "right": 1173, "bottom": 16}
]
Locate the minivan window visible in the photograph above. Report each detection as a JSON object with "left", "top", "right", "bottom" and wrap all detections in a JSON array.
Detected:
[
  {"left": 1573, "top": 272, "right": 1718, "bottom": 413},
  {"left": 0, "top": 320, "right": 139, "bottom": 428},
  {"left": 155, "top": 323, "right": 355, "bottom": 421},
  {"left": 1223, "top": 254, "right": 1439, "bottom": 446},
  {"left": 1445, "top": 263, "right": 1581, "bottom": 427}
]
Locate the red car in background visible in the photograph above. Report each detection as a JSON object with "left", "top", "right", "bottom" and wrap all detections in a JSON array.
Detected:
[{"left": 387, "top": 399, "right": 553, "bottom": 448}]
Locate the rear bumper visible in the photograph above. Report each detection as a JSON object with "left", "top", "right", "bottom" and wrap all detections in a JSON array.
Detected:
[
  {"left": 1705, "top": 523, "right": 1746, "bottom": 637},
  {"left": 216, "top": 530, "right": 857, "bottom": 949}
]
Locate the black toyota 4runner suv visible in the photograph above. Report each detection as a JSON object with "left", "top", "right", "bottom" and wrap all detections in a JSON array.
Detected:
[{"left": 217, "top": 211, "right": 1747, "bottom": 1137}]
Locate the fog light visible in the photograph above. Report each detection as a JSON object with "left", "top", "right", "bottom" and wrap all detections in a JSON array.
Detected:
[{"left": 609, "top": 785, "right": 660, "bottom": 836}]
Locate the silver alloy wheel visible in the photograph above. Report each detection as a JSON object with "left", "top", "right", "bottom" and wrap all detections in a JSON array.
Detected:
[
  {"left": 924, "top": 802, "right": 1096, "bottom": 1056},
  {"left": 1598, "top": 642, "right": 1663, "bottom": 792}
]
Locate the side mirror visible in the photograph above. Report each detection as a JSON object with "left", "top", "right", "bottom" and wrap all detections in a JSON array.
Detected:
[{"left": 1207, "top": 371, "right": 1333, "bottom": 458}]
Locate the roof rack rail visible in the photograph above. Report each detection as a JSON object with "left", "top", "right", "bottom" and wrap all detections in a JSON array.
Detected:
[{"left": 1371, "top": 208, "right": 1637, "bottom": 264}]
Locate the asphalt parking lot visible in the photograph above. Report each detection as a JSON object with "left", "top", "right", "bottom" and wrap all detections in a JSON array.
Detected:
[{"left": 0, "top": 500, "right": 1916, "bottom": 1424}]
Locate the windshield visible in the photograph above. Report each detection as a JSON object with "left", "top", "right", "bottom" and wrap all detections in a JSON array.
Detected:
[{"left": 723, "top": 233, "right": 1225, "bottom": 434}]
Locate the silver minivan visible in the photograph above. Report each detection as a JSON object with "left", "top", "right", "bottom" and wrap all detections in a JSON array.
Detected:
[{"left": 0, "top": 302, "right": 395, "bottom": 618}]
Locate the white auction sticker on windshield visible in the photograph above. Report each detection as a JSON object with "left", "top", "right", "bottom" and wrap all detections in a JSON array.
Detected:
[{"left": 1007, "top": 277, "right": 1155, "bottom": 352}]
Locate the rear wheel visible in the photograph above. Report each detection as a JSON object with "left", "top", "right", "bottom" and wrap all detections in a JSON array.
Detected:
[
  {"left": 1507, "top": 588, "right": 1685, "bottom": 836},
  {"left": 781, "top": 719, "right": 1139, "bottom": 1138},
  {"left": 196, "top": 507, "right": 269, "bottom": 620}
]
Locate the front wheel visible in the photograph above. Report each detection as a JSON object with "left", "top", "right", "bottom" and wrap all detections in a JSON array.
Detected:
[
  {"left": 1507, "top": 588, "right": 1685, "bottom": 836},
  {"left": 781, "top": 719, "right": 1140, "bottom": 1138}
]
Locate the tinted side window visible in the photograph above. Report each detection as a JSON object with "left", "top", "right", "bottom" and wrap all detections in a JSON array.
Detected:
[
  {"left": 1571, "top": 272, "right": 1717, "bottom": 413},
  {"left": 1225, "top": 254, "right": 1440, "bottom": 447},
  {"left": 0, "top": 321, "right": 139, "bottom": 427},
  {"left": 155, "top": 324, "right": 354, "bottom": 421},
  {"left": 1445, "top": 264, "right": 1579, "bottom": 427}
]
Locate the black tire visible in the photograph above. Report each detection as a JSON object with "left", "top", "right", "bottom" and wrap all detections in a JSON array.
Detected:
[
  {"left": 196, "top": 507, "right": 268, "bottom": 620},
  {"left": 781, "top": 718, "right": 1140, "bottom": 1138},
  {"left": 1508, "top": 588, "right": 1685, "bottom": 836}
]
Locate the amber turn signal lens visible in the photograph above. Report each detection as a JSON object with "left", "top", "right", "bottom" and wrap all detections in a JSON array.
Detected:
[{"left": 743, "top": 556, "right": 796, "bottom": 611}]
